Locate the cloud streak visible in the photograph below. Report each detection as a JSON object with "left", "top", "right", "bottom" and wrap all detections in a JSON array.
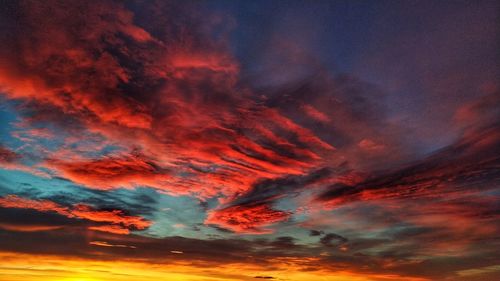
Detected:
[{"left": 0, "top": 195, "right": 151, "bottom": 234}]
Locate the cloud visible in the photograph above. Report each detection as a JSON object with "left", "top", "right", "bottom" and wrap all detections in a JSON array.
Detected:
[
  {"left": 0, "top": 0, "right": 154, "bottom": 128},
  {"left": 88, "top": 225, "right": 131, "bottom": 235},
  {"left": 71, "top": 204, "right": 151, "bottom": 230},
  {"left": 0, "top": 1, "right": 414, "bottom": 237},
  {"left": 0, "top": 144, "right": 46, "bottom": 176},
  {"left": 89, "top": 240, "right": 136, "bottom": 249},
  {"left": 0, "top": 215, "right": 479, "bottom": 281},
  {"left": 0, "top": 145, "right": 19, "bottom": 163},
  {"left": 454, "top": 91, "right": 500, "bottom": 131},
  {"left": 44, "top": 152, "right": 172, "bottom": 191},
  {"left": 204, "top": 168, "right": 332, "bottom": 233},
  {"left": 309, "top": 230, "right": 324, "bottom": 236},
  {"left": 0, "top": 0, "right": 400, "bottom": 185},
  {"left": 0, "top": 0, "right": 342, "bottom": 204},
  {"left": 0, "top": 223, "right": 62, "bottom": 232},
  {"left": 319, "top": 233, "right": 348, "bottom": 247},
  {"left": 316, "top": 122, "right": 500, "bottom": 207},
  {"left": 205, "top": 203, "right": 291, "bottom": 234},
  {"left": 0, "top": 195, "right": 72, "bottom": 217},
  {"left": 0, "top": 195, "right": 151, "bottom": 234}
]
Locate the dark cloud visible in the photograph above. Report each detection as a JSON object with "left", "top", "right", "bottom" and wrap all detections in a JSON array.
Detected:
[
  {"left": 0, "top": 200, "right": 499, "bottom": 280},
  {"left": 320, "top": 233, "right": 348, "bottom": 247},
  {"left": 309, "top": 229, "right": 323, "bottom": 236},
  {"left": 231, "top": 167, "right": 332, "bottom": 206},
  {"left": 271, "top": 236, "right": 296, "bottom": 248},
  {"left": 0, "top": 207, "right": 84, "bottom": 228},
  {"left": 317, "top": 122, "right": 500, "bottom": 206},
  {"left": 0, "top": 195, "right": 152, "bottom": 234}
]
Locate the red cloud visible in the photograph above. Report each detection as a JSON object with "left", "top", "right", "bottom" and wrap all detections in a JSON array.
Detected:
[
  {"left": 169, "top": 51, "right": 238, "bottom": 73},
  {"left": 0, "top": 145, "right": 20, "bottom": 163},
  {"left": 45, "top": 153, "right": 172, "bottom": 191},
  {"left": 72, "top": 204, "right": 151, "bottom": 230},
  {"left": 0, "top": 0, "right": 333, "bottom": 203},
  {"left": 205, "top": 204, "right": 292, "bottom": 234},
  {"left": 0, "top": 1, "right": 154, "bottom": 129},
  {"left": 0, "top": 0, "right": 396, "bottom": 233},
  {"left": 0, "top": 195, "right": 151, "bottom": 234},
  {"left": 0, "top": 195, "right": 72, "bottom": 217},
  {"left": 301, "top": 104, "right": 331, "bottom": 123},
  {"left": 0, "top": 145, "right": 48, "bottom": 176}
]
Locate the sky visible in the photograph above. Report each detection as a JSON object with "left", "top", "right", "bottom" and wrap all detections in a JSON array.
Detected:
[{"left": 0, "top": 1, "right": 499, "bottom": 280}]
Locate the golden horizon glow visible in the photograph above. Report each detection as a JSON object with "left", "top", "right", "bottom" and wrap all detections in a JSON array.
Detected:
[{"left": 0, "top": 252, "right": 429, "bottom": 281}]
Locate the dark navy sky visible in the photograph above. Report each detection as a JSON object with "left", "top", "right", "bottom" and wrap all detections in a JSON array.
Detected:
[{"left": 209, "top": 0, "right": 499, "bottom": 153}]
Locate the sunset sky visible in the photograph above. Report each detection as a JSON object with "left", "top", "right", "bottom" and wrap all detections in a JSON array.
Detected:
[{"left": 0, "top": 1, "right": 499, "bottom": 280}]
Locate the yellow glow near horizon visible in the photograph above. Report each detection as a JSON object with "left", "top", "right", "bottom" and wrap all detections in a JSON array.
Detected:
[
  {"left": 59, "top": 279, "right": 101, "bottom": 281},
  {"left": 0, "top": 252, "right": 429, "bottom": 281}
]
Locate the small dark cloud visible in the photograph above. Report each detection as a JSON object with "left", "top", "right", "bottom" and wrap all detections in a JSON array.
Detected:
[
  {"left": 0, "top": 207, "right": 81, "bottom": 227},
  {"left": 198, "top": 200, "right": 209, "bottom": 211},
  {"left": 309, "top": 229, "right": 324, "bottom": 236},
  {"left": 231, "top": 167, "right": 332, "bottom": 207},
  {"left": 320, "top": 233, "right": 348, "bottom": 247},
  {"left": 271, "top": 236, "right": 296, "bottom": 248},
  {"left": 207, "top": 224, "right": 235, "bottom": 233}
]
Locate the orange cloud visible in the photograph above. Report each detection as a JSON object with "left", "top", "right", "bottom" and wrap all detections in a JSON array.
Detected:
[
  {"left": 89, "top": 240, "right": 136, "bottom": 248},
  {"left": 88, "top": 225, "right": 131, "bottom": 235},
  {"left": 0, "top": 223, "right": 63, "bottom": 232}
]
